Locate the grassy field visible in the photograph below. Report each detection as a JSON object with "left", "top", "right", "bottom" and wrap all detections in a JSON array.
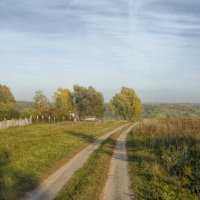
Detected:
[
  {"left": 0, "top": 120, "right": 124, "bottom": 200},
  {"left": 55, "top": 125, "right": 127, "bottom": 200},
  {"left": 127, "top": 117, "right": 200, "bottom": 200}
]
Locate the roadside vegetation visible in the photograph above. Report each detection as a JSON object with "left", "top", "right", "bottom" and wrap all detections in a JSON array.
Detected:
[
  {"left": 55, "top": 125, "right": 129, "bottom": 200},
  {"left": 127, "top": 117, "right": 200, "bottom": 200},
  {"left": 0, "top": 120, "right": 124, "bottom": 200}
]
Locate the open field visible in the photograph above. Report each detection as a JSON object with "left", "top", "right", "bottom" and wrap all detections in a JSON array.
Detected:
[
  {"left": 0, "top": 121, "right": 124, "bottom": 200},
  {"left": 127, "top": 117, "right": 200, "bottom": 200}
]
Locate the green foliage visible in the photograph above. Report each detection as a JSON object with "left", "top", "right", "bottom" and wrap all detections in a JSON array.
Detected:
[
  {"left": 127, "top": 117, "right": 200, "bottom": 200},
  {"left": 104, "top": 103, "right": 114, "bottom": 118},
  {"left": 0, "top": 84, "right": 19, "bottom": 120},
  {"left": 110, "top": 87, "right": 143, "bottom": 120},
  {"left": 53, "top": 88, "right": 73, "bottom": 120},
  {"left": 20, "top": 107, "right": 34, "bottom": 118},
  {"left": 73, "top": 85, "right": 105, "bottom": 118},
  {"left": 0, "top": 84, "right": 16, "bottom": 104},
  {"left": 143, "top": 103, "right": 200, "bottom": 118},
  {"left": 16, "top": 101, "right": 33, "bottom": 111},
  {"left": 33, "top": 91, "right": 50, "bottom": 117},
  {"left": 0, "top": 121, "right": 123, "bottom": 200},
  {"left": 0, "top": 102, "right": 19, "bottom": 120}
]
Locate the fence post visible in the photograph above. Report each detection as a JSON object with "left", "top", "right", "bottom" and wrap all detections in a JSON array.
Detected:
[
  {"left": 42, "top": 115, "right": 44, "bottom": 123},
  {"left": 54, "top": 117, "right": 55, "bottom": 123},
  {"left": 30, "top": 116, "right": 32, "bottom": 124},
  {"left": 37, "top": 115, "right": 39, "bottom": 123},
  {"left": 19, "top": 117, "right": 21, "bottom": 126},
  {"left": 12, "top": 118, "right": 14, "bottom": 127},
  {"left": 4, "top": 118, "right": 6, "bottom": 129},
  {"left": 49, "top": 116, "right": 51, "bottom": 123}
]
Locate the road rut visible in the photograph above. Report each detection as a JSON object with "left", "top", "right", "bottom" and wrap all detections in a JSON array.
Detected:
[
  {"left": 23, "top": 124, "right": 128, "bottom": 200},
  {"left": 102, "top": 125, "right": 135, "bottom": 200}
]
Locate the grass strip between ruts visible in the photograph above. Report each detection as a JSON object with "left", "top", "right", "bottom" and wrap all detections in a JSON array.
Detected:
[{"left": 55, "top": 125, "right": 129, "bottom": 200}]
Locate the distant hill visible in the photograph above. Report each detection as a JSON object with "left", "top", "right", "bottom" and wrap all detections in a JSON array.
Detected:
[
  {"left": 143, "top": 103, "right": 200, "bottom": 118},
  {"left": 16, "top": 101, "right": 34, "bottom": 111}
]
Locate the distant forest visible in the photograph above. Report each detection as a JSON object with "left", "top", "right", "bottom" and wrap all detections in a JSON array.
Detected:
[
  {"left": 142, "top": 103, "right": 200, "bottom": 118},
  {"left": 17, "top": 101, "right": 200, "bottom": 118}
]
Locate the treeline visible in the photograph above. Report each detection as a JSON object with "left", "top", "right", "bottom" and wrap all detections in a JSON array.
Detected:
[
  {"left": 0, "top": 84, "right": 143, "bottom": 121},
  {"left": 143, "top": 103, "right": 200, "bottom": 118}
]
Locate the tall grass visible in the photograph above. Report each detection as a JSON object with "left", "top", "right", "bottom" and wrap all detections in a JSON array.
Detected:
[{"left": 127, "top": 117, "right": 200, "bottom": 200}]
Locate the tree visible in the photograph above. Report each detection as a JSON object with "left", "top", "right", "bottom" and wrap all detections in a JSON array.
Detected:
[
  {"left": 33, "top": 91, "right": 50, "bottom": 117},
  {"left": 20, "top": 107, "right": 34, "bottom": 118},
  {"left": 0, "top": 84, "right": 16, "bottom": 104},
  {"left": 53, "top": 88, "right": 73, "bottom": 119},
  {"left": 0, "top": 84, "right": 19, "bottom": 120},
  {"left": 0, "top": 102, "right": 19, "bottom": 120},
  {"left": 73, "top": 85, "right": 105, "bottom": 118},
  {"left": 110, "top": 87, "right": 143, "bottom": 120}
]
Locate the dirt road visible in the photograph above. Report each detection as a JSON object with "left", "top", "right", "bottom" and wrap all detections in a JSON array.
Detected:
[
  {"left": 23, "top": 124, "right": 128, "bottom": 200},
  {"left": 102, "top": 125, "right": 135, "bottom": 200}
]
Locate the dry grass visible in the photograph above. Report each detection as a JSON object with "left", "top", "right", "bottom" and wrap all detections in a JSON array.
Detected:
[{"left": 127, "top": 117, "right": 200, "bottom": 200}]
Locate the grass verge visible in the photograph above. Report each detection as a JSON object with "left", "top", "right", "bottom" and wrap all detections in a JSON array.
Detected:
[
  {"left": 127, "top": 117, "right": 200, "bottom": 200},
  {"left": 0, "top": 120, "right": 124, "bottom": 200},
  {"left": 55, "top": 126, "right": 128, "bottom": 200}
]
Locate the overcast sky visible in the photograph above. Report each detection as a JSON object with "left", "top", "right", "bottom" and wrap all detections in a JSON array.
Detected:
[{"left": 0, "top": 0, "right": 200, "bottom": 102}]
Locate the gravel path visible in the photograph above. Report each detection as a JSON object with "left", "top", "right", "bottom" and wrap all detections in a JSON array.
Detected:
[
  {"left": 22, "top": 124, "right": 128, "bottom": 200},
  {"left": 102, "top": 125, "right": 135, "bottom": 200}
]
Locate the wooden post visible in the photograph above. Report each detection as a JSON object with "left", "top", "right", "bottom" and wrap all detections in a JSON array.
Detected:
[
  {"left": 4, "top": 118, "right": 6, "bottom": 129},
  {"left": 49, "top": 116, "right": 51, "bottom": 123}
]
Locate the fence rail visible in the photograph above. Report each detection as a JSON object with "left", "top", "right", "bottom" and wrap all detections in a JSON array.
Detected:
[{"left": 0, "top": 118, "right": 32, "bottom": 129}]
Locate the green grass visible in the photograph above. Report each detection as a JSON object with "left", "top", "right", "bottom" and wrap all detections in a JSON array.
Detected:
[
  {"left": 127, "top": 117, "right": 200, "bottom": 200},
  {"left": 55, "top": 125, "right": 127, "bottom": 200},
  {"left": 0, "top": 120, "right": 124, "bottom": 200}
]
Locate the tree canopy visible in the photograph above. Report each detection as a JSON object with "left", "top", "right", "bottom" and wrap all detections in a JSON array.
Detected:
[
  {"left": 110, "top": 87, "right": 143, "bottom": 120},
  {"left": 33, "top": 91, "right": 50, "bottom": 116},
  {"left": 0, "top": 84, "right": 16, "bottom": 104},
  {"left": 73, "top": 85, "right": 105, "bottom": 118},
  {"left": 0, "top": 84, "right": 18, "bottom": 120},
  {"left": 53, "top": 88, "right": 73, "bottom": 119}
]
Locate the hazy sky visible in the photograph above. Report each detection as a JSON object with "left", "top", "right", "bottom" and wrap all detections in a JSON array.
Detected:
[{"left": 0, "top": 0, "right": 200, "bottom": 102}]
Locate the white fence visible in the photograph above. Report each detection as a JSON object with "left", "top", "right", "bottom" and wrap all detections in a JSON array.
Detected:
[{"left": 0, "top": 118, "right": 32, "bottom": 129}]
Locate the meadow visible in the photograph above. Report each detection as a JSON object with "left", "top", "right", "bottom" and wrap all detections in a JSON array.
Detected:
[
  {"left": 0, "top": 120, "right": 123, "bottom": 200},
  {"left": 127, "top": 117, "right": 200, "bottom": 200}
]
